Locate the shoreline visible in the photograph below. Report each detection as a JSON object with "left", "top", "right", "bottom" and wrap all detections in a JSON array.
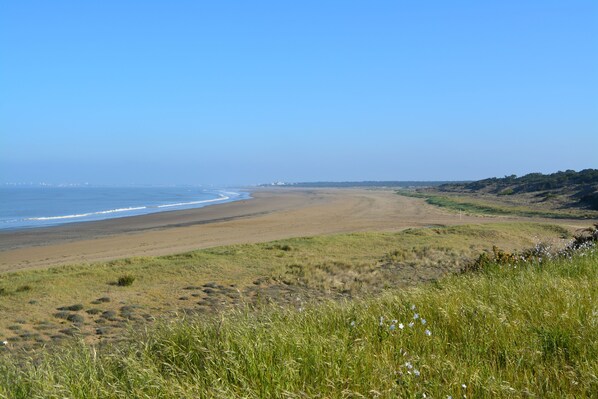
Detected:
[
  {"left": 0, "top": 192, "right": 255, "bottom": 249},
  {"left": 0, "top": 188, "right": 593, "bottom": 273},
  {"left": 0, "top": 187, "right": 250, "bottom": 231}
]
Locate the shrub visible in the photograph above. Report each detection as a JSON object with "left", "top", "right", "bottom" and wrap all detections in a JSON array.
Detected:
[
  {"left": 116, "top": 275, "right": 135, "bottom": 287},
  {"left": 498, "top": 188, "right": 514, "bottom": 196}
]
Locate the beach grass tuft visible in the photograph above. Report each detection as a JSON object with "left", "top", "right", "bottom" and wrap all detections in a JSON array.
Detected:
[{"left": 116, "top": 274, "right": 136, "bottom": 287}]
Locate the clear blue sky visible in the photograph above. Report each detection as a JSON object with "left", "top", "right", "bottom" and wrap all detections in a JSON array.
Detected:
[{"left": 1, "top": 1, "right": 596, "bottom": 185}]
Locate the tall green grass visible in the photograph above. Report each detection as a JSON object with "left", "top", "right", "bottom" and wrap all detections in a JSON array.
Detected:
[{"left": 1, "top": 246, "right": 596, "bottom": 397}]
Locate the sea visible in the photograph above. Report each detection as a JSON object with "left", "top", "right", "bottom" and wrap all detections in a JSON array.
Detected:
[{"left": 0, "top": 186, "right": 250, "bottom": 230}]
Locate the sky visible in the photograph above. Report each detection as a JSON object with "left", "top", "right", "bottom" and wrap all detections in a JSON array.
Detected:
[{"left": 1, "top": 1, "right": 597, "bottom": 186}]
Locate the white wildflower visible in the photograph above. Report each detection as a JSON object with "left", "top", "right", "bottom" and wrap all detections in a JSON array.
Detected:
[
  {"left": 411, "top": 304, "right": 416, "bottom": 310},
  {"left": 398, "top": 323, "right": 404, "bottom": 329},
  {"left": 421, "top": 318, "right": 426, "bottom": 325},
  {"left": 413, "top": 313, "right": 420, "bottom": 320},
  {"left": 425, "top": 329, "right": 432, "bottom": 336},
  {"left": 409, "top": 322, "right": 414, "bottom": 328},
  {"left": 413, "top": 369, "right": 420, "bottom": 377},
  {"left": 350, "top": 320, "right": 356, "bottom": 327},
  {"left": 404, "top": 361, "right": 412, "bottom": 369}
]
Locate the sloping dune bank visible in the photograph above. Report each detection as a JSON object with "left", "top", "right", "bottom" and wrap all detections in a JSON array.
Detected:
[{"left": 0, "top": 188, "right": 590, "bottom": 272}]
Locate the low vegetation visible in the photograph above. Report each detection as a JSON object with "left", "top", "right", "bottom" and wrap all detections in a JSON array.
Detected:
[
  {"left": 116, "top": 274, "right": 136, "bottom": 287},
  {"left": 0, "top": 226, "right": 596, "bottom": 398},
  {"left": 0, "top": 223, "right": 572, "bottom": 352},
  {"left": 398, "top": 190, "right": 597, "bottom": 219},
  {"left": 397, "top": 169, "right": 598, "bottom": 219},
  {"left": 445, "top": 169, "right": 598, "bottom": 207}
]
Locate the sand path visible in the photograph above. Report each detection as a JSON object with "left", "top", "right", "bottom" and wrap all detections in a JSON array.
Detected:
[{"left": 0, "top": 188, "right": 589, "bottom": 272}]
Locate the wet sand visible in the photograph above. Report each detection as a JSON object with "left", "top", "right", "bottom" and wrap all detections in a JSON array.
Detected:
[{"left": 0, "top": 188, "right": 590, "bottom": 272}]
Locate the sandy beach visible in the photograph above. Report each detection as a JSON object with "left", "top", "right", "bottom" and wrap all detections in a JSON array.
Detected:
[{"left": 0, "top": 188, "right": 590, "bottom": 273}]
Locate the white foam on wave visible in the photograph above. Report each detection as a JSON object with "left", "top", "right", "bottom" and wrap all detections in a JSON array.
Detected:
[
  {"left": 26, "top": 206, "right": 148, "bottom": 221},
  {"left": 221, "top": 191, "right": 240, "bottom": 196},
  {"left": 24, "top": 192, "right": 235, "bottom": 222},
  {"left": 27, "top": 213, "right": 94, "bottom": 221},
  {"left": 157, "top": 194, "right": 230, "bottom": 208},
  {"left": 95, "top": 206, "right": 147, "bottom": 215}
]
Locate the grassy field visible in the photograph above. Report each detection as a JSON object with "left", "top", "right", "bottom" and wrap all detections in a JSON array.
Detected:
[
  {"left": 396, "top": 190, "right": 598, "bottom": 219},
  {"left": 0, "top": 228, "right": 596, "bottom": 398},
  {"left": 0, "top": 223, "right": 572, "bottom": 351}
]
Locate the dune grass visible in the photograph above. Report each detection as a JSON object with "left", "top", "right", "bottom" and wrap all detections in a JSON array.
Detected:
[
  {"left": 0, "top": 223, "right": 572, "bottom": 350},
  {"left": 0, "top": 240, "right": 596, "bottom": 398},
  {"left": 397, "top": 190, "right": 598, "bottom": 219}
]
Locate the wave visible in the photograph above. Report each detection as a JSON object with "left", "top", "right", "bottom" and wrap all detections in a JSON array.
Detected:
[
  {"left": 26, "top": 206, "right": 148, "bottom": 221},
  {"left": 27, "top": 213, "right": 94, "bottom": 221},
  {"left": 23, "top": 192, "right": 236, "bottom": 222},
  {"left": 96, "top": 206, "right": 147, "bottom": 215},
  {"left": 156, "top": 194, "right": 230, "bottom": 208}
]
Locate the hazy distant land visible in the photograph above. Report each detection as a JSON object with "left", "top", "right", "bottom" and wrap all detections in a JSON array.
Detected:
[{"left": 260, "top": 180, "right": 462, "bottom": 188}]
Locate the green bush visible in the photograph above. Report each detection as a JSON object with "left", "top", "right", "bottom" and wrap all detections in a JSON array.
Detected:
[
  {"left": 116, "top": 274, "right": 135, "bottom": 287},
  {"left": 498, "top": 188, "right": 514, "bottom": 195}
]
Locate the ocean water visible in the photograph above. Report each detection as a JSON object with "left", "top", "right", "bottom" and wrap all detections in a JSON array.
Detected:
[{"left": 0, "top": 186, "right": 249, "bottom": 230}]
